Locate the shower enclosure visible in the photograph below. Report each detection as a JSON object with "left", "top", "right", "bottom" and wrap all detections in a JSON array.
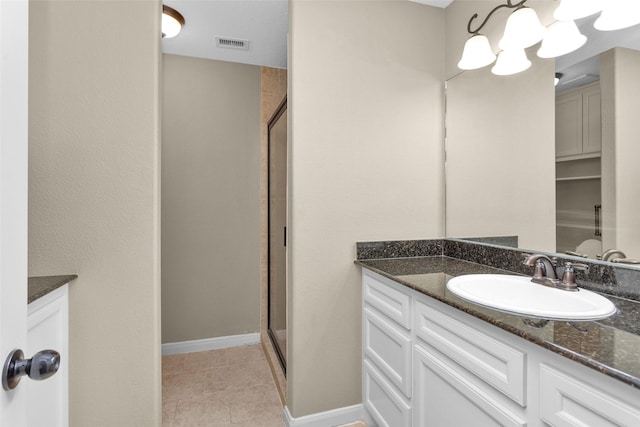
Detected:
[{"left": 267, "top": 97, "right": 287, "bottom": 373}]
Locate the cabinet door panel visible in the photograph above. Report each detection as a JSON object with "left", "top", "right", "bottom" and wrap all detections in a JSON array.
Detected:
[
  {"left": 414, "top": 344, "right": 527, "bottom": 427},
  {"left": 539, "top": 364, "right": 640, "bottom": 427},
  {"left": 363, "top": 271, "right": 411, "bottom": 329},
  {"left": 582, "top": 86, "right": 602, "bottom": 155},
  {"left": 414, "top": 299, "right": 526, "bottom": 405},
  {"left": 556, "top": 93, "right": 583, "bottom": 158},
  {"left": 363, "top": 360, "right": 411, "bottom": 427},
  {"left": 364, "top": 308, "right": 412, "bottom": 397}
]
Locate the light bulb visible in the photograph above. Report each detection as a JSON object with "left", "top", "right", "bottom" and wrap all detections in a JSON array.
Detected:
[
  {"left": 537, "top": 20, "right": 587, "bottom": 58},
  {"left": 555, "top": 73, "right": 563, "bottom": 86},
  {"left": 499, "top": 7, "right": 546, "bottom": 50},
  {"left": 492, "top": 49, "right": 531, "bottom": 76},
  {"left": 458, "top": 34, "right": 497, "bottom": 70}
]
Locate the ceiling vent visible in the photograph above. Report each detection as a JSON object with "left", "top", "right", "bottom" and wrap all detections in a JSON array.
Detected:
[{"left": 216, "top": 37, "right": 250, "bottom": 51}]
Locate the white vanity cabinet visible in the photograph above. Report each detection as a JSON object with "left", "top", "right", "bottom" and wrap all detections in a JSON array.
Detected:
[
  {"left": 539, "top": 363, "right": 640, "bottom": 426},
  {"left": 413, "top": 297, "right": 527, "bottom": 427},
  {"left": 362, "top": 271, "right": 413, "bottom": 427},
  {"left": 27, "top": 284, "right": 69, "bottom": 427},
  {"left": 556, "top": 82, "right": 602, "bottom": 159},
  {"left": 361, "top": 269, "right": 640, "bottom": 427}
]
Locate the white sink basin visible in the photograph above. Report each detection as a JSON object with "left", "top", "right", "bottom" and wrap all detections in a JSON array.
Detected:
[{"left": 446, "top": 274, "right": 617, "bottom": 321}]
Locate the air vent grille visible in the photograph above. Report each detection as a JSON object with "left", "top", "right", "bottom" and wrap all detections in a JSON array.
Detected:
[{"left": 216, "top": 37, "right": 250, "bottom": 51}]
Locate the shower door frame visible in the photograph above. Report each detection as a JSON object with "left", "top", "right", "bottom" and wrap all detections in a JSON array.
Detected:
[{"left": 267, "top": 96, "right": 288, "bottom": 374}]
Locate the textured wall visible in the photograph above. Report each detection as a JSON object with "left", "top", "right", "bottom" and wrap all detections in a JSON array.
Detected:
[
  {"left": 161, "top": 54, "right": 261, "bottom": 343},
  {"left": 28, "top": 0, "right": 161, "bottom": 424},
  {"left": 288, "top": 0, "right": 445, "bottom": 417}
]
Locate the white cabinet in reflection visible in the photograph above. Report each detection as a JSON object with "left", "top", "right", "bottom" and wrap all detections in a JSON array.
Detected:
[{"left": 556, "top": 82, "right": 601, "bottom": 159}]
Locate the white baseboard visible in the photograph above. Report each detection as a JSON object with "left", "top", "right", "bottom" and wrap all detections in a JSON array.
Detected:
[
  {"left": 284, "top": 404, "right": 365, "bottom": 427},
  {"left": 162, "top": 332, "right": 261, "bottom": 355}
]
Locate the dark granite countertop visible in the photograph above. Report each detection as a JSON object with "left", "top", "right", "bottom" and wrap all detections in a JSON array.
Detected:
[
  {"left": 28, "top": 275, "right": 77, "bottom": 304},
  {"left": 356, "top": 256, "right": 640, "bottom": 390}
]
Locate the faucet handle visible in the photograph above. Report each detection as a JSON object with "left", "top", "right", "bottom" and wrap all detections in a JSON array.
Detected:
[
  {"left": 532, "top": 260, "right": 546, "bottom": 280},
  {"left": 558, "top": 262, "right": 588, "bottom": 291},
  {"left": 570, "top": 262, "right": 589, "bottom": 272}
]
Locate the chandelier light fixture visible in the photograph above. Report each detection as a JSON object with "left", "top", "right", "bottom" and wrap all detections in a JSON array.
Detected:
[
  {"left": 458, "top": 0, "right": 640, "bottom": 76},
  {"left": 458, "top": 0, "right": 530, "bottom": 71},
  {"left": 457, "top": 0, "right": 547, "bottom": 75},
  {"left": 162, "top": 5, "right": 185, "bottom": 39}
]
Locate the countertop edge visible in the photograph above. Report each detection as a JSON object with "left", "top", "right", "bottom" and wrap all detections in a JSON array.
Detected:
[{"left": 28, "top": 275, "right": 78, "bottom": 304}]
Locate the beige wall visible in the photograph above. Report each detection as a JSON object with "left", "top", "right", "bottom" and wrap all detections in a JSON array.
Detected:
[
  {"left": 288, "top": 0, "right": 445, "bottom": 417},
  {"left": 600, "top": 48, "right": 640, "bottom": 259},
  {"left": 28, "top": 0, "right": 161, "bottom": 425},
  {"left": 444, "top": 1, "right": 556, "bottom": 252},
  {"left": 161, "top": 54, "right": 261, "bottom": 343},
  {"left": 444, "top": 61, "right": 556, "bottom": 251}
]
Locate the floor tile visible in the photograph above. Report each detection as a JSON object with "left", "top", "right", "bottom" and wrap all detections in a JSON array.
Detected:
[
  {"left": 162, "top": 344, "right": 284, "bottom": 426},
  {"left": 173, "top": 398, "right": 231, "bottom": 426},
  {"left": 163, "top": 371, "right": 206, "bottom": 403},
  {"left": 226, "top": 344, "right": 267, "bottom": 366},
  {"left": 183, "top": 348, "right": 228, "bottom": 373},
  {"left": 162, "top": 354, "right": 186, "bottom": 376}
]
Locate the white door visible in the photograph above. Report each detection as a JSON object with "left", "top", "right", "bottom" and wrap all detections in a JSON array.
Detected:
[{"left": 0, "top": 0, "right": 30, "bottom": 425}]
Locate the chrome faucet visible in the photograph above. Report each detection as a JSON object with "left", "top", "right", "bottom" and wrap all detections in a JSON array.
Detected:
[{"left": 601, "top": 249, "right": 626, "bottom": 262}]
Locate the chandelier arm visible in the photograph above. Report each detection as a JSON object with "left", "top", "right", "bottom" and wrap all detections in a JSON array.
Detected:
[{"left": 467, "top": 0, "right": 529, "bottom": 35}]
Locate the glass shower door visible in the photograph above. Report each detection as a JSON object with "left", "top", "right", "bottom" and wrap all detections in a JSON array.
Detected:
[{"left": 268, "top": 98, "right": 287, "bottom": 373}]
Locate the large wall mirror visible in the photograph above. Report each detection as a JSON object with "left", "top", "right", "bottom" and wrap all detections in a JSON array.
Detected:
[{"left": 445, "top": 1, "right": 640, "bottom": 267}]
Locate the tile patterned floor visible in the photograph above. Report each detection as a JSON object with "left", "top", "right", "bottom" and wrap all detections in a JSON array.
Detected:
[{"left": 162, "top": 344, "right": 284, "bottom": 426}]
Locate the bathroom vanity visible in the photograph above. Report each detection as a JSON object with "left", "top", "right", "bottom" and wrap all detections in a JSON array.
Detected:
[{"left": 356, "top": 240, "right": 640, "bottom": 427}]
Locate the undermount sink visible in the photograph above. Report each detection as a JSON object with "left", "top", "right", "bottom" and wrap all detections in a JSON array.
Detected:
[{"left": 446, "top": 274, "right": 617, "bottom": 321}]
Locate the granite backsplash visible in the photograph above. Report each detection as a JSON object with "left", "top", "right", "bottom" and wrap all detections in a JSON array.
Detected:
[{"left": 356, "top": 238, "right": 640, "bottom": 302}]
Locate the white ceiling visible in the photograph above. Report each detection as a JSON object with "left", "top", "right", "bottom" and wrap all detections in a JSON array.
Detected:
[
  {"left": 162, "top": 0, "right": 288, "bottom": 68},
  {"left": 161, "top": 0, "right": 639, "bottom": 85},
  {"left": 161, "top": 0, "right": 452, "bottom": 68},
  {"left": 409, "top": 0, "right": 454, "bottom": 7},
  {"left": 556, "top": 14, "right": 640, "bottom": 91}
]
